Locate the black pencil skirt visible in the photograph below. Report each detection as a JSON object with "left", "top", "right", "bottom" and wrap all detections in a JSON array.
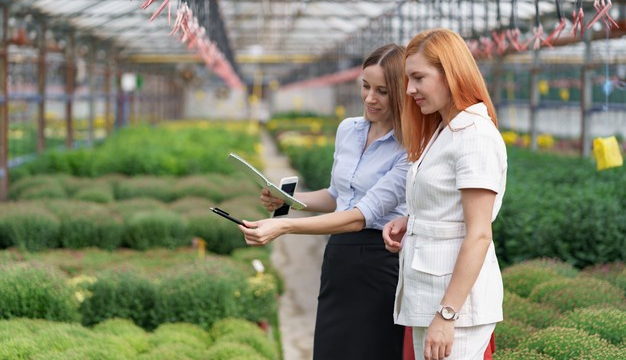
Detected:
[{"left": 313, "top": 229, "right": 404, "bottom": 360}]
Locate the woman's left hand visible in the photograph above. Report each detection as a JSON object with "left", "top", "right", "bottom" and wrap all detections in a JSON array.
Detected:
[
  {"left": 238, "top": 219, "right": 289, "bottom": 246},
  {"left": 423, "top": 314, "right": 455, "bottom": 360}
]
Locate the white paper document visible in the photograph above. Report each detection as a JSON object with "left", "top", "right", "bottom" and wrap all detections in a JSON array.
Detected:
[{"left": 227, "top": 153, "right": 307, "bottom": 210}]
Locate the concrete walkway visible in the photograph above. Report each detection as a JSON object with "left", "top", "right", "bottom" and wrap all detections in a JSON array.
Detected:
[{"left": 260, "top": 130, "right": 327, "bottom": 360}]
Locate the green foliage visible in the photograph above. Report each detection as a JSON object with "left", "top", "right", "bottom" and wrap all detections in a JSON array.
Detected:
[
  {"left": 528, "top": 277, "right": 625, "bottom": 312},
  {"left": 0, "top": 263, "right": 79, "bottom": 322},
  {"left": 219, "top": 332, "right": 277, "bottom": 360},
  {"left": 110, "top": 198, "right": 166, "bottom": 219},
  {"left": 152, "top": 263, "right": 246, "bottom": 330},
  {"left": 284, "top": 144, "right": 333, "bottom": 190},
  {"left": 0, "top": 203, "right": 60, "bottom": 250},
  {"left": 583, "top": 262, "right": 626, "bottom": 296},
  {"left": 45, "top": 200, "right": 124, "bottom": 250},
  {"left": 519, "top": 327, "right": 625, "bottom": 360},
  {"left": 169, "top": 197, "right": 215, "bottom": 214},
  {"left": 205, "top": 342, "right": 262, "bottom": 360},
  {"left": 554, "top": 307, "right": 626, "bottom": 345},
  {"left": 494, "top": 147, "right": 626, "bottom": 268},
  {"left": 495, "top": 320, "right": 535, "bottom": 350},
  {"left": 210, "top": 318, "right": 266, "bottom": 341},
  {"left": 503, "top": 291, "right": 560, "bottom": 329},
  {"left": 494, "top": 349, "right": 556, "bottom": 360},
  {"left": 237, "top": 274, "right": 279, "bottom": 323},
  {"left": 79, "top": 271, "right": 158, "bottom": 330},
  {"left": 73, "top": 184, "right": 115, "bottom": 203},
  {"left": 92, "top": 318, "right": 151, "bottom": 354},
  {"left": 185, "top": 210, "right": 246, "bottom": 255},
  {"left": 116, "top": 177, "right": 177, "bottom": 202},
  {"left": 14, "top": 123, "right": 260, "bottom": 179},
  {"left": 231, "top": 247, "right": 284, "bottom": 295},
  {"left": 174, "top": 176, "right": 225, "bottom": 203},
  {"left": 9, "top": 175, "right": 65, "bottom": 200},
  {"left": 502, "top": 263, "right": 564, "bottom": 298},
  {"left": 124, "top": 210, "right": 189, "bottom": 250}
]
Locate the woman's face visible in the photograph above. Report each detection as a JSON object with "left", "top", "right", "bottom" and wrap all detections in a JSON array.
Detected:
[
  {"left": 361, "top": 64, "right": 391, "bottom": 123},
  {"left": 405, "top": 51, "right": 452, "bottom": 117}
]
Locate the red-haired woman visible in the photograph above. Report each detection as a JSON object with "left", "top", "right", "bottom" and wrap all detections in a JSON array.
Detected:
[{"left": 383, "top": 28, "right": 507, "bottom": 360}]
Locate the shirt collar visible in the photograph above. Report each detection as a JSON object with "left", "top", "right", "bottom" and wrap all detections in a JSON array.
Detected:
[
  {"left": 449, "top": 102, "right": 489, "bottom": 131},
  {"left": 354, "top": 117, "right": 398, "bottom": 143}
]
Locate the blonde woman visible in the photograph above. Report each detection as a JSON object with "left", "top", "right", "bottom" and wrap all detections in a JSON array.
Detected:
[{"left": 240, "top": 44, "right": 408, "bottom": 360}]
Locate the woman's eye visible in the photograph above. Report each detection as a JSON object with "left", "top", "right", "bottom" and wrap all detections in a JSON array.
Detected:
[
  {"left": 378, "top": 90, "right": 388, "bottom": 95},
  {"left": 362, "top": 84, "right": 370, "bottom": 89}
]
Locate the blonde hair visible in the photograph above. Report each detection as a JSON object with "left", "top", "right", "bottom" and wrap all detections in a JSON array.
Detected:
[
  {"left": 402, "top": 28, "right": 498, "bottom": 162},
  {"left": 363, "top": 44, "right": 406, "bottom": 145}
]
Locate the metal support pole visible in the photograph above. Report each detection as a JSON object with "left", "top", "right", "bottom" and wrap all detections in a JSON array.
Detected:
[
  {"left": 492, "top": 55, "right": 504, "bottom": 118},
  {"left": 104, "top": 51, "right": 112, "bottom": 135},
  {"left": 580, "top": 29, "right": 593, "bottom": 157},
  {"left": 529, "top": 49, "right": 540, "bottom": 150},
  {"left": 37, "top": 20, "right": 46, "bottom": 153},
  {"left": 87, "top": 41, "right": 96, "bottom": 146},
  {"left": 64, "top": 31, "right": 75, "bottom": 148},
  {"left": 115, "top": 62, "right": 124, "bottom": 129},
  {"left": 0, "top": 5, "right": 9, "bottom": 201}
]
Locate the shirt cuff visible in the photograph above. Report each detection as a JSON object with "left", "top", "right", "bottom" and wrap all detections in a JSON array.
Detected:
[
  {"left": 326, "top": 186, "right": 338, "bottom": 199},
  {"left": 355, "top": 201, "right": 376, "bottom": 229},
  {"left": 456, "top": 177, "right": 500, "bottom": 193}
]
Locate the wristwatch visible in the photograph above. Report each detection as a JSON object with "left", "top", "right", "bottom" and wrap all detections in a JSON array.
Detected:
[{"left": 437, "top": 305, "right": 459, "bottom": 321}]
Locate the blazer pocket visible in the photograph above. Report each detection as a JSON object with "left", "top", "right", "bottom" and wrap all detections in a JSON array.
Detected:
[{"left": 410, "top": 242, "right": 462, "bottom": 276}]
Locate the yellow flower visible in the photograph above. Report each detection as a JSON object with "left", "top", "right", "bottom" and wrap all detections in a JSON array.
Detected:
[
  {"left": 501, "top": 131, "right": 518, "bottom": 146},
  {"left": 537, "top": 134, "right": 555, "bottom": 149}
]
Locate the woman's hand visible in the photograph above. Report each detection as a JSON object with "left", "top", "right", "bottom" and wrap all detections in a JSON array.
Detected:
[
  {"left": 424, "top": 314, "right": 455, "bottom": 360},
  {"left": 382, "top": 216, "right": 408, "bottom": 253},
  {"left": 259, "top": 188, "right": 284, "bottom": 212},
  {"left": 238, "top": 218, "right": 289, "bottom": 245}
]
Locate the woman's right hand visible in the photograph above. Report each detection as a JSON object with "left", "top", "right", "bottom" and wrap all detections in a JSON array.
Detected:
[
  {"left": 382, "top": 216, "right": 408, "bottom": 253},
  {"left": 260, "top": 188, "right": 285, "bottom": 212}
]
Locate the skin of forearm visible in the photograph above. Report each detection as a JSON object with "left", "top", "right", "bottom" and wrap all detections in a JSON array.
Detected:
[
  {"left": 439, "top": 232, "right": 492, "bottom": 311},
  {"left": 284, "top": 208, "right": 366, "bottom": 235},
  {"left": 294, "top": 189, "right": 337, "bottom": 213}
]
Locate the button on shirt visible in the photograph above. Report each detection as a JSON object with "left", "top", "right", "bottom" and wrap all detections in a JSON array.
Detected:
[{"left": 327, "top": 117, "right": 409, "bottom": 230}]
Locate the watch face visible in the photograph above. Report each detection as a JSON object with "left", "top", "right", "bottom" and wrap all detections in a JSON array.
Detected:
[{"left": 441, "top": 307, "right": 454, "bottom": 320}]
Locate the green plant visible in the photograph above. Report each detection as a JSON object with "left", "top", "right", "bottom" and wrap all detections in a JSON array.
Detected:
[
  {"left": 554, "top": 307, "right": 626, "bottom": 345},
  {"left": 583, "top": 262, "right": 626, "bottom": 296},
  {"left": 0, "top": 263, "right": 79, "bottom": 322},
  {"left": 205, "top": 342, "right": 263, "bottom": 360},
  {"left": 494, "top": 320, "right": 535, "bottom": 350},
  {"left": 237, "top": 274, "right": 279, "bottom": 323},
  {"left": 45, "top": 200, "right": 124, "bottom": 250},
  {"left": 503, "top": 291, "right": 560, "bottom": 328},
  {"left": 124, "top": 210, "right": 189, "bottom": 250},
  {"left": 79, "top": 271, "right": 158, "bottom": 329},
  {"left": 0, "top": 203, "right": 60, "bottom": 251},
  {"left": 502, "top": 264, "right": 563, "bottom": 298},
  {"left": 92, "top": 318, "right": 151, "bottom": 354},
  {"left": 493, "top": 349, "right": 556, "bottom": 360},
  {"left": 116, "top": 177, "right": 177, "bottom": 202},
  {"left": 219, "top": 332, "right": 277, "bottom": 360},
  {"left": 169, "top": 197, "right": 215, "bottom": 214},
  {"left": 519, "top": 327, "right": 625, "bottom": 360},
  {"left": 152, "top": 263, "right": 247, "bottom": 330},
  {"left": 149, "top": 323, "right": 212, "bottom": 349},
  {"left": 110, "top": 198, "right": 166, "bottom": 219},
  {"left": 174, "top": 176, "right": 225, "bottom": 203},
  {"left": 73, "top": 184, "right": 115, "bottom": 203},
  {"left": 528, "top": 278, "right": 624, "bottom": 312},
  {"left": 210, "top": 318, "right": 266, "bottom": 341}
]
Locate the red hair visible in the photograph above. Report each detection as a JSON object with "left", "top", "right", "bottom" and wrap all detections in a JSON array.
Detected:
[{"left": 402, "top": 28, "right": 498, "bottom": 162}]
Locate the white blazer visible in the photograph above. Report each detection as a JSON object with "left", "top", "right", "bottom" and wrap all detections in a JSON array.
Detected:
[{"left": 394, "top": 103, "right": 507, "bottom": 328}]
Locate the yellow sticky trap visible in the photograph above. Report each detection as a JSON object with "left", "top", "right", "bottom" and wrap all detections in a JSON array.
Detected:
[
  {"left": 592, "top": 136, "right": 624, "bottom": 171},
  {"left": 193, "top": 237, "right": 207, "bottom": 259}
]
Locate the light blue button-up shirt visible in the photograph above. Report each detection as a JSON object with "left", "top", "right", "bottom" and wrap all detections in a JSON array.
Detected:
[{"left": 327, "top": 117, "right": 409, "bottom": 230}]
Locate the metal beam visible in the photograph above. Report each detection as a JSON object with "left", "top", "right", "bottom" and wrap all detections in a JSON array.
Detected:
[{"left": 0, "top": 4, "right": 8, "bottom": 201}]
